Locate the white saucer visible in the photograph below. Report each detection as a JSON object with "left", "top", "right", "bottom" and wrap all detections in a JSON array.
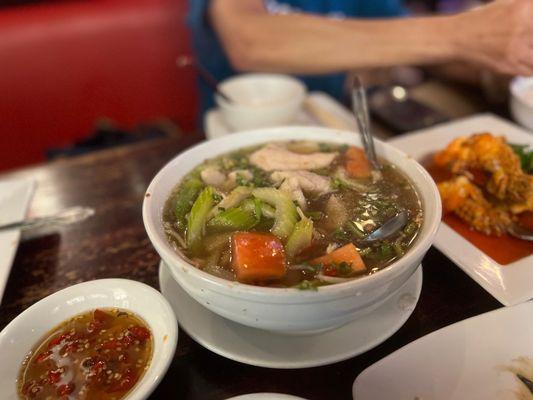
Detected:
[
  {"left": 225, "top": 394, "right": 307, "bottom": 400},
  {"left": 158, "top": 261, "right": 422, "bottom": 369},
  {"left": 204, "top": 91, "right": 357, "bottom": 140}
]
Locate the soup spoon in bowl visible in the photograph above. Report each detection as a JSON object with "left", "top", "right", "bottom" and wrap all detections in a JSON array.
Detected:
[
  {"left": 351, "top": 76, "right": 408, "bottom": 241},
  {"left": 360, "top": 210, "right": 409, "bottom": 244},
  {"left": 351, "top": 76, "right": 380, "bottom": 170}
]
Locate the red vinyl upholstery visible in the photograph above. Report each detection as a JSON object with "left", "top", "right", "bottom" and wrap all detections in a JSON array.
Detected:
[{"left": 0, "top": 0, "right": 198, "bottom": 171}]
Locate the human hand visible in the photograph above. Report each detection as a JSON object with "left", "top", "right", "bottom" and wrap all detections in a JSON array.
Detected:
[{"left": 455, "top": 0, "right": 533, "bottom": 76}]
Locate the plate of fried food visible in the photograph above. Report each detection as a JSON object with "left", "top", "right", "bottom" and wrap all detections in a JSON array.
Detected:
[{"left": 389, "top": 113, "right": 532, "bottom": 306}]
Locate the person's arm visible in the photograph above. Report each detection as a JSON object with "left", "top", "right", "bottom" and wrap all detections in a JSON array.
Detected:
[{"left": 209, "top": 0, "right": 533, "bottom": 76}]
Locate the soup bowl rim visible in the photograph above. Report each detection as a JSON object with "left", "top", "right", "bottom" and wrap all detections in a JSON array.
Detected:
[{"left": 143, "top": 126, "right": 441, "bottom": 298}]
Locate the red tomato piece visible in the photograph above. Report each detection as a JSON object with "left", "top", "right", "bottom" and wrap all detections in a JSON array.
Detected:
[
  {"left": 89, "top": 360, "right": 107, "bottom": 378},
  {"left": 128, "top": 326, "right": 151, "bottom": 342},
  {"left": 101, "top": 339, "right": 120, "bottom": 350},
  {"left": 48, "top": 370, "right": 61, "bottom": 384},
  {"left": 92, "top": 309, "right": 113, "bottom": 331},
  {"left": 57, "top": 383, "right": 75, "bottom": 396},
  {"left": 345, "top": 146, "right": 371, "bottom": 178},
  {"left": 107, "top": 368, "right": 138, "bottom": 393},
  {"left": 231, "top": 232, "right": 286, "bottom": 283}
]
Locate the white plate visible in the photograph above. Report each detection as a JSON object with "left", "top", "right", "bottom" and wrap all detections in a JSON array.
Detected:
[
  {"left": 388, "top": 113, "right": 533, "bottom": 306},
  {"left": 205, "top": 91, "right": 357, "bottom": 140},
  {"left": 0, "top": 178, "right": 35, "bottom": 303},
  {"left": 158, "top": 261, "right": 422, "bottom": 369},
  {"left": 226, "top": 394, "right": 307, "bottom": 400},
  {"left": 0, "top": 278, "right": 178, "bottom": 400},
  {"left": 353, "top": 300, "right": 533, "bottom": 400}
]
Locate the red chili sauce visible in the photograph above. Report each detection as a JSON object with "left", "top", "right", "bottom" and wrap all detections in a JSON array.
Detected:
[
  {"left": 17, "top": 308, "right": 152, "bottom": 399},
  {"left": 426, "top": 162, "right": 533, "bottom": 265}
]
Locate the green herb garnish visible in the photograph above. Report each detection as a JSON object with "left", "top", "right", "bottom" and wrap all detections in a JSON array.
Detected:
[
  {"left": 510, "top": 143, "right": 533, "bottom": 173},
  {"left": 295, "top": 280, "right": 321, "bottom": 291}
]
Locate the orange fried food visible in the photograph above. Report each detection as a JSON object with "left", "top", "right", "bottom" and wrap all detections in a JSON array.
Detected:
[
  {"left": 434, "top": 133, "right": 530, "bottom": 203},
  {"left": 510, "top": 175, "right": 533, "bottom": 214},
  {"left": 438, "top": 176, "right": 512, "bottom": 236}
]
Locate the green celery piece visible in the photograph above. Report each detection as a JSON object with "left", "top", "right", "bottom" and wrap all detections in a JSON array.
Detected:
[
  {"left": 186, "top": 186, "right": 215, "bottom": 252},
  {"left": 285, "top": 215, "right": 313, "bottom": 257},
  {"left": 174, "top": 177, "right": 204, "bottom": 230},
  {"left": 252, "top": 188, "right": 298, "bottom": 240},
  {"left": 259, "top": 202, "right": 276, "bottom": 219},
  {"left": 206, "top": 207, "right": 258, "bottom": 233}
]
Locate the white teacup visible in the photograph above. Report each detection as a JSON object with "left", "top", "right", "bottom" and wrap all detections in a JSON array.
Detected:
[{"left": 215, "top": 73, "right": 306, "bottom": 131}]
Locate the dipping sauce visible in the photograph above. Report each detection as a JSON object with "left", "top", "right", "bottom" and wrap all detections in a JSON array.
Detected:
[{"left": 17, "top": 308, "right": 152, "bottom": 400}]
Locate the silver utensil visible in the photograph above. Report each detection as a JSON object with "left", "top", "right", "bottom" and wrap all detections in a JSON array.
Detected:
[
  {"left": 360, "top": 210, "right": 409, "bottom": 243},
  {"left": 508, "top": 223, "right": 533, "bottom": 242},
  {"left": 516, "top": 374, "right": 533, "bottom": 394},
  {"left": 176, "top": 55, "right": 235, "bottom": 104},
  {"left": 351, "top": 76, "right": 408, "bottom": 241},
  {"left": 351, "top": 76, "right": 380, "bottom": 170},
  {"left": 0, "top": 206, "right": 95, "bottom": 232}
]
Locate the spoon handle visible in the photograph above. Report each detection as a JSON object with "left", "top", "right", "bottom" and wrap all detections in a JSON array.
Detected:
[
  {"left": 352, "top": 76, "right": 380, "bottom": 169},
  {"left": 0, "top": 206, "right": 95, "bottom": 232},
  {"left": 176, "top": 55, "right": 234, "bottom": 104}
]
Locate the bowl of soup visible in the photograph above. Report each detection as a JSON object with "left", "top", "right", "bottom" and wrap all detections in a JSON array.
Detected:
[{"left": 143, "top": 127, "right": 441, "bottom": 334}]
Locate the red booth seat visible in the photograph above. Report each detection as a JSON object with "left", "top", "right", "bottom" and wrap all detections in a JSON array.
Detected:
[{"left": 0, "top": 0, "right": 198, "bottom": 171}]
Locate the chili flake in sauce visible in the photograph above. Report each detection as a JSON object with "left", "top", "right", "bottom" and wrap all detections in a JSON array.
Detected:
[{"left": 17, "top": 308, "right": 152, "bottom": 399}]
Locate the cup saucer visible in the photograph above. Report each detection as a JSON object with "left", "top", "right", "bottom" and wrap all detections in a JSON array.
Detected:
[{"left": 158, "top": 261, "right": 422, "bottom": 369}]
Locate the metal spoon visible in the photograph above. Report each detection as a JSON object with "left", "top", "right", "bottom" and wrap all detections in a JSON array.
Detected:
[
  {"left": 508, "top": 223, "right": 533, "bottom": 242},
  {"left": 351, "top": 76, "right": 408, "bottom": 241},
  {"left": 0, "top": 206, "right": 95, "bottom": 232},
  {"left": 351, "top": 76, "right": 380, "bottom": 170},
  {"left": 176, "top": 55, "right": 235, "bottom": 104},
  {"left": 516, "top": 374, "right": 533, "bottom": 394},
  {"left": 360, "top": 210, "right": 409, "bottom": 244}
]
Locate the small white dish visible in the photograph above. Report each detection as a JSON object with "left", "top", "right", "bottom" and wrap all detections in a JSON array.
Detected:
[
  {"left": 353, "top": 300, "right": 533, "bottom": 400},
  {"left": 159, "top": 261, "right": 422, "bottom": 369},
  {"left": 226, "top": 394, "right": 308, "bottom": 400},
  {"left": 389, "top": 113, "right": 533, "bottom": 306},
  {"left": 0, "top": 178, "right": 35, "bottom": 303},
  {"left": 216, "top": 74, "right": 306, "bottom": 131},
  {"left": 0, "top": 279, "right": 178, "bottom": 399},
  {"left": 205, "top": 91, "right": 357, "bottom": 140},
  {"left": 510, "top": 76, "right": 533, "bottom": 132}
]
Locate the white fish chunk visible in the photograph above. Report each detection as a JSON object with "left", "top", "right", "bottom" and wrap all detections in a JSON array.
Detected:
[
  {"left": 322, "top": 194, "right": 348, "bottom": 232},
  {"left": 279, "top": 178, "right": 307, "bottom": 210},
  {"left": 250, "top": 144, "right": 337, "bottom": 171},
  {"left": 226, "top": 169, "right": 254, "bottom": 189},
  {"left": 200, "top": 167, "right": 226, "bottom": 188},
  {"left": 271, "top": 170, "right": 331, "bottom": 195}
]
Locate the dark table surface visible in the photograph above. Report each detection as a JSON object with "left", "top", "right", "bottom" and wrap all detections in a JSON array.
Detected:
[{"left": 0, "top": 135, "right": 501, "bottom": 400}]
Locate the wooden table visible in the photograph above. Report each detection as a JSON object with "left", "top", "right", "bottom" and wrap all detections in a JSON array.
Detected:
[{"left": 0, "top": 81, "right": 504, "bottom": 399}]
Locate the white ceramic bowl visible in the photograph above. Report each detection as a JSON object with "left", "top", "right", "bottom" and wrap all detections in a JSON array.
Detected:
[
  {"left": 510, "top": 76, "right": 533, "bottom": 132},
  {"left": 0, "top": 279, "right": 177, "bottom": 400},
  {"left": 215, "top": 74, "right": 306, "bottom": 131},
  {"left": 143, "top": 127, "right": 442, "bottom": 334}
]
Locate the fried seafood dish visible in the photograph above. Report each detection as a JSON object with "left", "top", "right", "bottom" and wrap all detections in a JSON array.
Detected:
[{"left": 434, "top": 133, "right": 533, "bottom": 236}]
